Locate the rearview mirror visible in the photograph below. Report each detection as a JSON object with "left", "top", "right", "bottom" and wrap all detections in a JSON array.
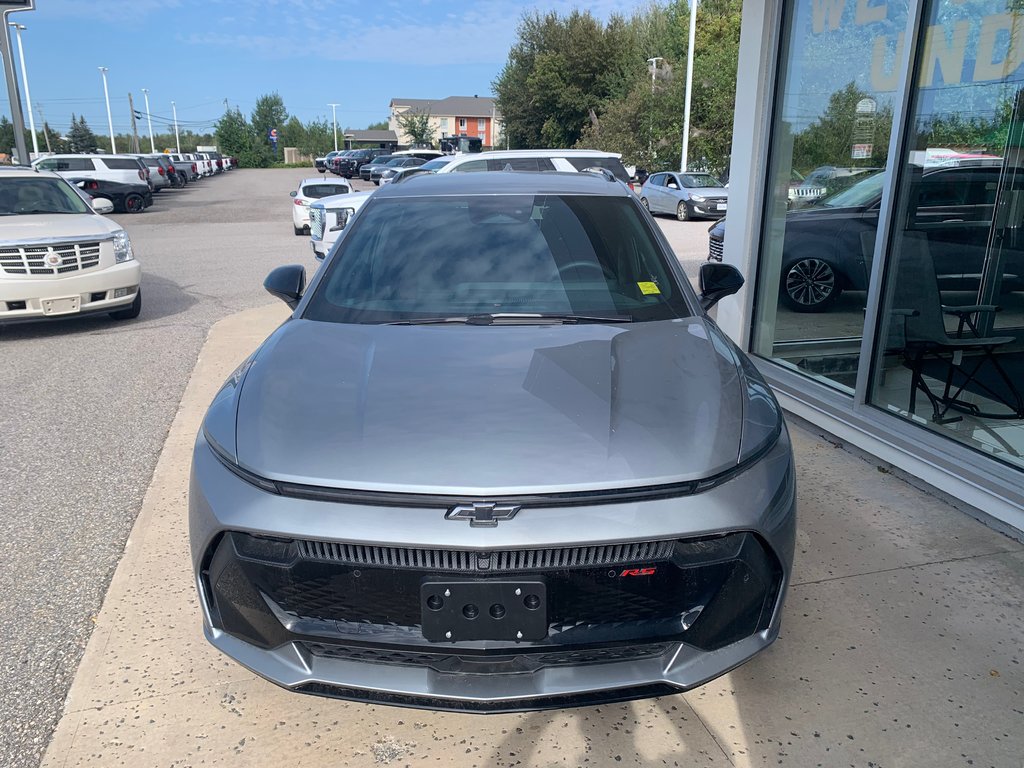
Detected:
[
  {"left": 264, "top": 264, "right": 306, "bottom": 309},
  {"left": 698, "top": 262, "right": 744, "bottom": 310},
  {"left": 91, "top": 197, "right": 115, "bottom": 214},
  {"left": 289, "top": 191, "right": 297, "bottom": 197}
]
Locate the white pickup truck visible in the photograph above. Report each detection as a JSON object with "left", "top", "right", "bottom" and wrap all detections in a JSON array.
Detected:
[{"left": 308, "top": 191, "right": 373, "bottom": 259}]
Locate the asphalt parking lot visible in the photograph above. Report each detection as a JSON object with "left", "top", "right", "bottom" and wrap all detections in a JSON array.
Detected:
[{"left": 0, "top": 168, "right": 712, "bottom": 768}]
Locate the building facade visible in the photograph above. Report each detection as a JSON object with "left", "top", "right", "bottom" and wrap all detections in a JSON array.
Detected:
[
  {"left": 389, "top": 96, "right": 502, "bottom": 148},
  {"left": 723, "top": 0, "right": 1024, "bottom": 536}
]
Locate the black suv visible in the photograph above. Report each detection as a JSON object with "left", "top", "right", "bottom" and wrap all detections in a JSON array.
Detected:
[
  {"left": 336, "top": 148, "right": 391, "bottom": 179},
  {"left": 708, "top": 163, "right": 1019, "bottom": 311}
]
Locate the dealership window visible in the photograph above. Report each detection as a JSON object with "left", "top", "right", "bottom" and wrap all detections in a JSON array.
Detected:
[
  {"left": 868, "top": 0, "right": 1024, "bottom": 470},
  {"left": 752, "top": 0, "right": 912, "bottom": 393}
]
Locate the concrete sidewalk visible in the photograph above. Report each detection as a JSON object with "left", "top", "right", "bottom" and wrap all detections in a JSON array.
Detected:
[{"left": 42, "top": 304, "right": 1023, "bottom": 768}]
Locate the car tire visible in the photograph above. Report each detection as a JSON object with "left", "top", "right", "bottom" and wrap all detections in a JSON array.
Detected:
[
  {"left": 318, "top": 168, "right": 326, "bottom": 174},
  {"left": 781, "top": 257, "right": 842, "bottom": 312},
  {"left": 294, "top": 225, "right": 306, "bottom": 236},
  {"left": 640, "top": 197, "right": 650, "bottom": 211},
  {"left": 109, "top": 289, "right": 142, "bottom": 321},
  {"left": 124, "top": 193, "right": 146, "bottom": 214},
  {"left": 676, "top": 201, "right": 690, "bottom": 221}
]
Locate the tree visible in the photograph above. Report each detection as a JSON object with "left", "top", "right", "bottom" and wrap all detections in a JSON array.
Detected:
[
  {"left": 250, "top": 92, "right": 288, "bottom": 148},
  {"left": 792, "top": 82, "right": 894, "bottom": 172},
  {"left": 396, "top": 110, "right": 436, "bottom": 146},
  {"left": 365, "top": 119, "right": 389, "bottom": 131},
  {"left": 300, "top": 118, "right": 334, "bottom": 158},
  {"left": 0, "top": 116, "right": 13, "bottom": 156},
  {"left": 493, "top": 10, "right": 641, "bottom": 149},
  {"left": 279, "top": 116, "right": 306, "bottom": 149},
  {"left": 67, "top": 114, "right": 99, "bottom": 154},
  {"left": 216, "top": 107, "right": 269, "bottom": 168}
]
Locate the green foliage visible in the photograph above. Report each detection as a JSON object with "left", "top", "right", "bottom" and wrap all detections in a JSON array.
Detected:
[
  {"left": 792, "top": 82, "right": 893, "bottom": 172},
  {"left": 250, "top": 92, "right": 289, "bottom": 148},
  {"left": 573, "top": 0, "right": 740, "bottom": 174},
  {"left": 494, "top": 10, "right": 642, "bottom": 149},
  {"left": 215, "top": 107, "right": 270, "bottom": 168},
  {"left": 68, "top": 114, "right": 100, "bottom": 154},
  {"left": 365, "top": 120, "right": 389, "bottom": 131},
  {"left": 300, "top": 118, "right": 334, "bottom": 157},
  {"left": 397, "top": 110, "right": 436, "bottom": 146},
  {"left": 0, "top": 116, "right": 14, "bottom": 155},
  {"left": 279, "top": 116, "right": 306, "bottom": 150}
]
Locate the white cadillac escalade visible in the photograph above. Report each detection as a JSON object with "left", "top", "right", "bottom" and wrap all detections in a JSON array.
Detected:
[{"left": 0, "top": 167, "right": 142, "bottom": 323}]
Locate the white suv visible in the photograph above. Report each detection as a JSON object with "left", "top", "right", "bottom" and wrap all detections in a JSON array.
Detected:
[
  {"left": 32, "top": 154, "right": 150, "bottom": 188},
  {"left": 0, "top": 167, "right": 142, "bottom": 323}
]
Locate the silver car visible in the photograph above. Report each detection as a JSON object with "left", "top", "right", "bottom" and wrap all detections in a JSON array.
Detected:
[
  {"left": 640, "top": 171, "right": 729, "bottom": 221},
  {"left": 189, "top": 171, "right": 796, "bottom": 711}
]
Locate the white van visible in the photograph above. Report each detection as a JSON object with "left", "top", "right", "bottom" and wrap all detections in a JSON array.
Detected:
[{"left": 32, "top": 154, "right": 150, "bottom": 188}]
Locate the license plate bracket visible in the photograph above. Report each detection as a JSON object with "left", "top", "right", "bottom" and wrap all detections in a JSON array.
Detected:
[
  {"left": 41, "top": 296, "right": 81, "bottom": 315},
  {"left": 420, "top": 579, "right": 547, "bottom": 642}
]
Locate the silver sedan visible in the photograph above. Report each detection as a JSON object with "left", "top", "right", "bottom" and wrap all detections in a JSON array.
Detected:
[{"left": 640, "top": 171, "right": 729, "bottom": 221}]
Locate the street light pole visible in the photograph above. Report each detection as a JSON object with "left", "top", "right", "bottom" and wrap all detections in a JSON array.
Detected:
[
  {"left": 328, "top": 103, "right": 340, "bottom": 151},
  {"left": 98, "top": 66, "right": 115, "bottom": 153},
  {"left": 171, "top": 100, "right": 180, "bottom": 153},
  {"left": 646, "top": 57, "right": 663, "bottom": 162},
  {"left": 141, "top": 88, "right": 155, "bottom": 152},
  {"left": 9, "top": 23, "right": 38, "bottom": 158},
  {"left": 680, "top": 0, "right": 698, "bottom": 172}
]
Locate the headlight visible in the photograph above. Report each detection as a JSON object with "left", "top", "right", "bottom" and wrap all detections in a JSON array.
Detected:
[
  {"left": 112, "top": 230, "right": 135, "bottom": 263},
  {"left": 690, "top": 194, "right": 706, "bottom": 203},
  {"left": 381, "top": 169, "right": 396, "bottom": 177},
  {"left": 329, "top": 207, "right": 355, "bottom": 232}
]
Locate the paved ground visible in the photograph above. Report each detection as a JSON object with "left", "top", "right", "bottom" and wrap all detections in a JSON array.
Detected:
[
  {"left": 0, "top": 169, "right": 712, "bottom": 768},
  {"left": 39, "top": 302, "right": 1024, "bottom": 768}
]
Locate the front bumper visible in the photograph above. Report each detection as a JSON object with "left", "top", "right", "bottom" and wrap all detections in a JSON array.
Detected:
[
  {"left": 190, "top": 431, "right": 796, "bottom": 711},
  {"left": 0, "top": 260, "right": 141, "bottom": 321}
]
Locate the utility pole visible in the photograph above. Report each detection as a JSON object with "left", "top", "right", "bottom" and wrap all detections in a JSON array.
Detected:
[
  {"left": 141, "top": 88, "right": 155, "bottom": 152},
  {"left": 36, "top": 103, "right": 51, "bottom": 152},
  {"left": 328, "top": 103, "right": 340, "bottom": 151},
  {"left": 0, "top": 15, "right": 29, "bottom": 163},
  {"left": 171, "top": 100, "right": 180, "bottom": 153},
  {"left": 646, "top": 57, "right": 663, "bottom": 162},
  {"left": 128, "top": 92, "right": 140, "bottom": 153},
  {"left": 9, "top": 23, "right": 38, "bottom": 158},
  {"left": 680, "top": 0, "right": 698, "bottom": 172}
]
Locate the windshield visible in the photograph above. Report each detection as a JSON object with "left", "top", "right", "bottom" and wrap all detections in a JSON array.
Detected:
[
  {"left": 304, "top": 193, "right": 693, "bottom": 324},
  {"left": 819, "top": 170, "right": 885, "bottom": 208},
  {"left": 384, "top": 158, "right": 409, "bottom": 167},
  {"left": 420, "top": 158, "right": 452, "bottom": 170},
  {"left": 678, "top": 173, "right": 721, "bottom": 189},
  {"left": 0, "top": 177, "right": 92, "bottom": 215},
  {"left": 302, "top": 184, "right": 350, "bottom": 199}
]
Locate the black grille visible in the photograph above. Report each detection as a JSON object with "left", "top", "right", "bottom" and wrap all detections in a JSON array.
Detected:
[
  {"left": 304, "top": 642, "right": 669, "bottom": 671},
  {"left": 709, "top": 237, "right": 724, "bottom": 262},
  {"left": 295, "top": 539, "right": 676, "bottom": 572}
]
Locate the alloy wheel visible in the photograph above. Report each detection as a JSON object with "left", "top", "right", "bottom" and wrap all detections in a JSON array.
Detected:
[{"left": 785, "top": 258, "right": 837, "bottom": 310}]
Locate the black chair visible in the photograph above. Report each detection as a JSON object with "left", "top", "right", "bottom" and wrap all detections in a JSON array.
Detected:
[{"left": 890, "top": 231, "right": 1023, "bottom": 423}]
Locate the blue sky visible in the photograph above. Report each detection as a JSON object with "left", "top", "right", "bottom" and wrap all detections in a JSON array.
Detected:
[{"left": 0, "top": 0, "right": 641, "bottom": 138}]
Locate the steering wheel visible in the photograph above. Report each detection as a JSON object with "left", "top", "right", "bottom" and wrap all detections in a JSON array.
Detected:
[{"left": 557, "top": 260, "right": 614, "bottom": 281}]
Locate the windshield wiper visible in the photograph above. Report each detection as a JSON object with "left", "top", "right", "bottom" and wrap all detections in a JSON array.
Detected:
[{"left": 385, "top": 313, "right": 632, "bottom": 326}]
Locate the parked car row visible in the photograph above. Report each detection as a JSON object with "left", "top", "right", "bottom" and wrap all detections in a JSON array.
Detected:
[
  {"left": 316, "top": 148, "right": 445, "bottom": 178},
  {"left": 30, "top": 150, "right": 236, "bottom": 214}
]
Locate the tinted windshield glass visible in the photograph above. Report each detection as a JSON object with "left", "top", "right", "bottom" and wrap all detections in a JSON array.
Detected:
[
  {"left": 302, "top": 184, "right": 349, "bottom": 199},
  {"left": 305, "top": 194, "right": 692, "bottom": 323},
  {"left": 384, "top": 158, "right": 408, "bottom": 167},
  {"left": 0, "top": 177, "right": 92, "bottom": 215},
  {"left": 820, "top": 171, "right": 885, "bottom": 208},
  {"left": 105, "top": 158, "right": 144, "bottom": 170},
  {"left": 371, "top": 156, "right": 395, "bottom": 165},
  {"left": 678, "top": 173, "right": 721, "bottom": 188},
  {"left": 421, "top": 158, "right": 452, "bottom": 170}
]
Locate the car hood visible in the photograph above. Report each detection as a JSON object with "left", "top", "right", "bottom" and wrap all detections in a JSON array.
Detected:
[
  {"left": 690, "top": 186, "right": 728, "bottom": 197},
  {"left": 229, "top": 318, "right": 751, "bottom": 495},
  {"left": 0, "top": 213, "right": 119, "bottom": 243}
]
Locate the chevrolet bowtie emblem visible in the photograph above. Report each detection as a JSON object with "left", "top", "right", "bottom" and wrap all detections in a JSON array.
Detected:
[{"left": 445, "top": 502, "right": 521, "bottom": 527}]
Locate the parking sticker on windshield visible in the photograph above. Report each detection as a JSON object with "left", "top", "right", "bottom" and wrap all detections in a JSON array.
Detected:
[{"left": 637, "top": 281, "right": 661, "bottom": 295}]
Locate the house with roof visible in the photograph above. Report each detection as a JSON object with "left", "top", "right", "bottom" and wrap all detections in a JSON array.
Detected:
[{"left": 388, "top": 96, "right": 502, "bottom": 149}]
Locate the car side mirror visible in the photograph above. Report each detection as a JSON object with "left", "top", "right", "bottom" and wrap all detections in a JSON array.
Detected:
[
  {"left": 289, "top": 191, "right": 297, "bottom": 197},
  {"left": 264, "top": 264, "right": 306, "bottom": 309},
  {"left": 91, "top": 197, "right": 114, "bottom": 214},
  {"left": 698, "top": 262, "right": 744, "bottom": 310}
]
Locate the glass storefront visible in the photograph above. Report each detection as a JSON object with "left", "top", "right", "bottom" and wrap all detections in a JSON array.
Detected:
[
  {"left": 748, "top": 0, "right": 1024, "bottom": 478},
  {"left": 869, "top": 0, "right": 1024, "bottom": 470},
  {"left": 752, "top": 0, "right": 912, "bottom": 391}
]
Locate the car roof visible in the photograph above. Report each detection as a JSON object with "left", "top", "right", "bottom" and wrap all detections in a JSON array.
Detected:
[
  {"left": 374, "top": 170, "right": 631, "bottom": 198},
  {"left": 299, "top": 177, "right": 348, "bottom": 185},
  {"left": 456, "top": 149, "right": 622, "bottom": 159},
  {"left": 0, "top": 165, "right": 46, "bottom": 178}
]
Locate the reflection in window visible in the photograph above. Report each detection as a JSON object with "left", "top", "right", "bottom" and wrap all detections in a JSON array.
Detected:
[
  {"left": 869, "top": 0, "right": 1024, "bottom": 471},
  {"left": 751, "top": 1, "right": 910, "bottom": 392}
]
